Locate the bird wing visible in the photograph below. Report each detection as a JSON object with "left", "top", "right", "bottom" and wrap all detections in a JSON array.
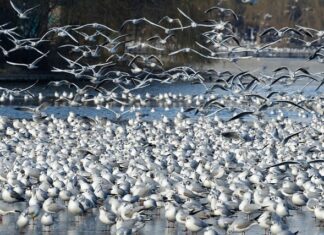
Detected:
[
  {"left": 64, "top": 30, "right": 79, "bottom": 43},
  {"left": 227, "top": 111, "right": 255, "bottom": 122},
  {"left": 210, "top": 84, "right": 228, "bottom": 91},
  {"left": 266, "top": 161, "right": 299, "bottom": 169},
  {"left": 309, "top": 159, "right": 324, "bottom": 164},
  {"left": 282, "top": 130, "right": 303, "bottom": 145},
  {"left": 203, "top": 98, "right": 225, "bottom": 108},
  {"left": 259, "top": 39, "right": 282, "bottom": 50},
  {"left": 147, "top": 55, "right": 163, "bottom": 66},
  {"left": 23, "top": 4, "right": 40, "bottom": 15},
  {"left": 245, "top": 94, "right": 267, "bottom": 100},
  {"left": 146, "top": 35, "right": 160, "bottom": 42},
  {"left": 120, "top": 19, "right": 136, "bottom": 31},
  {"left": 283, "top": 28, "right": 303, "bottom": 37},
  {"left": 296, "top": 67, "right": 310, "bottom": 75},
  {"left": 9, "top": 0, "right": 22, "bottom": 14},
  {"left": 275, "top": 100, "right": 309, "bottom": 112},
  {"left": 266, "top": 91, "right": 279, "bottom": 98},
  {"left": 204, "top": 6, "right": 221, "bottom": 14},
  {"left": 259, "top": 27, "right": 277, "bottom": 37},
  {"left": 99, "top": 24, "right": 118, "bottom": 33},
  {"left": 169, "top": 48, "right": 187, "bottom": 56},
  {"left": 226, "top": 8, "right": 239, "bottom": 21},
  {"left": 146, "top": 43, "right": 164, "bottom": 51},
  {"left": 32, "top": 51, "right": 49, "bottom": 66},
  {"left": 128, "top": 55, "right": 142, "bottom": 66},
  {"left": 273, "top": 66, "right": 289, "bottom": 73},
  {"left": 270, "top": 75, "right": 290, "bottom": 86},
  {"left": 177, "top": 8, "right": 195, "bottom": 22},
  {"left": 14, "top": 107, "right": 34, "bottom": 112},
  {"left": 10, "top": 190, "right": 24, "bottom": 201},
  {"left": 158, "top": 16, "right": 169, "bottom": 24},
  {"left": 315, "top": 79, "right": 324, "bottom": 91},
  {"left": 6, "top": 61, "right": 28, "bottom": 67}
]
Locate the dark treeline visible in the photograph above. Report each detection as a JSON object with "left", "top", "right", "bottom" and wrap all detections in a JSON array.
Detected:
[
  {"left": 1, "top": 0, "right": 324, "bottom": 72},
  {"left": 1, "top": 0, "right": 324, "bottom": 40}
]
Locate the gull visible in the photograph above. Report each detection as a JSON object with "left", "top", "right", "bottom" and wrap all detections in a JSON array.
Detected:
[
  {"left": 0, "top": 26, "right": 20, "bottom": 37},
  {"left": 314, "top": 204, "right": 324, "bottom": 222},
  {"left": 99, "top": 32, "right": 130, "bottom": 44},
  {"left": 51, "top": 67, "right": 85, "bottom": 79},
  {"left": 55, "top": 96, "right": 81, "bottom": 107},
  {"left": 185, "top": 215, "right": 210, "bottom": 232},
  {"left": 158, "top": 16, "right": 183, "bottom": 29},
  {"left": 74, "top": 23, "right": 118, "bottom": 33},
  {"left": 120, "top": 18, "right": 168, "bottom": 32},
  {"left": 57, "top": 52, "right": 84, "bottom": 69},
  {"left": 296, "top": 25, "right": 324, "bottom": 38},
  {"left": 195, "top": 42, "right": 219, "bottom": 57},
  {"left": 48, "top": 80, "right": 101, "bottom": 96},
  {"left": 14, "top": 102, "right": 49, "bottom": 116},
  {"left": 177, "top": 8, "right": 215, "bottom": 29},
  {"left": 106, "top": 53, "right": 135, "bottom": 63},
  {"left": 204, "top": 6, "right": 239, "bottom": 21},
  {"left": 2, "top": 185, "right": 25, "bottom": 203},
  {"left": 99, "top": 206, "right": 116, "bottom": 225},
  {"left": 227, "top": 215, "right": 260, "bottom": 234},
  {"left": 0, "top": 46, "right": 16, "bottom": 57},
  {"left": 10, "top": 0, "right": 39, "bottom": 19},
  {"left": 165, "top": 202, "right": 178, "bottom": 226},
  {"left": 227, "top": 111, "right": 256, "bottom": 122},
  {"left": 6, "top": 51, "right": 49, "bottom": 69},
  {"left": 258, "top": 211, "right": 272, "bottom": 233},
  {"left": 41, "top": 26, "right": 78, "bottom": 43},
  {"left": 68, "top": 196, "right": 85, "bottom": 216},
  {"left": 96, "top": 105, "right": 134, "bottom": 122},
  {"left": 127, "top": 42, "right": 164, "bottom": 51},
  {"left": 169, "top": 48, "right": 212, "bottom": 59},
  {"left": 7, "top": 40, "right": 46, "bottom": 55},
  {"left": 0, "top": 79, "right": 39, "bottom": 97},
  {"left": 25, "top": 205, "right": 41, "bottom": 221},
  {"left": 41, "top": 213, "right": 54, "bottom": 229},
  {"left": 99, "top": 40, "right": 131, "bottom": 54},
  {"left": 43, "top": 198, "right": 66, "bottom": 213},
  {"left": 74, "top": 30, "right": 99, "bottom": 42},
  {"left": 146, "top": 34, "right": 175, "bottom": 45},
  {"left": 58, "top": 44, "right": 85, "bottom": 53},
  {"left": 16, "top": 211, "right": 29, "bottom": 229},
  {"left": 274, "top": 100, "right": 310, "bottom": 113},
  {"left": 294, "top": 38, "right": 320, "bottom": 48},
  {"left": 260, "top": 27, "right": 302, "bottom": 38},
  {"left": 23, "top": 37, "right": 49, "bottom": 47},
  {"left": 249, "top": 39, "right": 282, "bottom": 54},
  {"left": 128, "top": 55, "right": 163, "bottom": 67},
  {"left": 292, "top": 192, "right": 308, "bottom": 207}
]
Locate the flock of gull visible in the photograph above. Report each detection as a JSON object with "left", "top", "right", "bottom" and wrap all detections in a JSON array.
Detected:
[{"left": 0, "top": 1, "right": 323, "bottom": 235}]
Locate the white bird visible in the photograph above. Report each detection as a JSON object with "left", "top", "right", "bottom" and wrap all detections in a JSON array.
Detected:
[
  {"left": 41, "top": 213, "right": 54, "bottom": 229},
  {"left": 10, "top": 0, "right": 39, "bottom": 19},
  {"left": 185, "top": 215, "right": 210, "bottom": 232},
  {"left": 6, "top": 51, "right": 49, "bottom": 69}
]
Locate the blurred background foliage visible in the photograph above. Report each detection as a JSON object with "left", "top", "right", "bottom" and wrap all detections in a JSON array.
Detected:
[
  {"left": 1, "top": 0, "right": 324, "bottom": 39},
  {"left": 0, "top": 0, "right": 324, "bottom": 72}
]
